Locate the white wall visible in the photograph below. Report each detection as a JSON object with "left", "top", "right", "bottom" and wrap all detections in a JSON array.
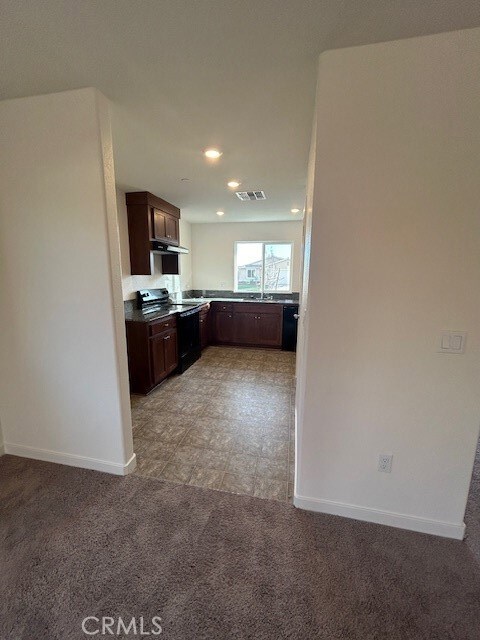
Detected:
[
  {"left": 294, "top": 98, "right": 316, "bottom": 477},
  {"left": 296, "top": 28, "right": 480, "bottom": 538},
  {"left": 0, "top": 88, "right": 134, "bottom": 474},
  {"left": 191, "top": 221, "right": 303, "bottom": 291},
  {"left": 117, "top": 187, "right": 192, "bottom": 301}
]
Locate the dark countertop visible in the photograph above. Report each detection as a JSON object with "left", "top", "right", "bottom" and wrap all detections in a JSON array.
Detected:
[
  {"left": 125, "top": 298, "right": 299, "bottom": 323},
  {"left": 180, "top": 297, "right": 300, "bottom": 305},
  {"left": 125, "top": 302, "right": 208, "bottom": 323}
]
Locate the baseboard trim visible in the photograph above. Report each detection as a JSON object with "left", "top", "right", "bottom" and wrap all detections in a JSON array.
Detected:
[
  {"left": 0, "top": 442, "right": 4, "bottom": 456},
  {"left": 293, "top": 493, "right": 465, "bottom": 540},
  {"left": 123, "top": 452, "right": 137, "bottom": 475},
  {"left": 4, "top": 442, "right": 136, "bottom": 476}
]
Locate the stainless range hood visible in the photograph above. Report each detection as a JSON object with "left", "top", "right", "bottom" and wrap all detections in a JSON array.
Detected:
[{"left": 151, "top": 241, "right": 189, "bottom": 255}]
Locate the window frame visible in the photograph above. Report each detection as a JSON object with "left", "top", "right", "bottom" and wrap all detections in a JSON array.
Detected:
[{"left": 234, "top": 241, "right": 294, "bottom": 294}]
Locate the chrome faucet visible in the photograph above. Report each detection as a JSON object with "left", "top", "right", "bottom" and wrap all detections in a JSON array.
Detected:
[{"left": 256, "top": 293, "right": 273, "bottom": 300}]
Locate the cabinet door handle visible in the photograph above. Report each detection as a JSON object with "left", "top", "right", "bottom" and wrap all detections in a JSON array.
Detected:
[
  {"left": 164, "top": 335, "right": 171, "bottom": 340},
  {"left": 228, "top": 314, "right": 232, "bottom": 318},
  {"left": 293, "top": 314, "right": 299, "bottom": 319}
]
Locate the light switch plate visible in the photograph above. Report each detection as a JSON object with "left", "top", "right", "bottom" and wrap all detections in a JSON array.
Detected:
[{"left": 439, "top": 331, "right": 466, "bottom": 354}]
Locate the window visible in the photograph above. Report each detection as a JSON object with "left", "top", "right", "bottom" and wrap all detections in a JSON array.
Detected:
[{"left": 234, "top": 242, "right": 293, "bottom": 293}]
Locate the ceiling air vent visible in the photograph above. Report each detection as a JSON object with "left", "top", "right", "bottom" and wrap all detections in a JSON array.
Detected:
[{"left": 235, "top": 190, "right": 267, "bottom": 201}]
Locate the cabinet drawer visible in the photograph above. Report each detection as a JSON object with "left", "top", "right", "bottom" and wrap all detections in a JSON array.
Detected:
[
  {"left": 233, "top": 302, "right": 282, "bottom": 315},
  {"left": 212, "top": 302, "right": 233, "bottom": 313},
  {"left": 149, "top": 316, "right": 177, "bottom": 335}
]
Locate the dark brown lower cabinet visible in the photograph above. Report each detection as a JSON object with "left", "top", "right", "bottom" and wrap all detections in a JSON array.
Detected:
[
  {"left": 213, "top": 311, "right": 234, "bottom": 344},
  {"left": 126, "top": 317, "right": 178, "bottom": 394},
  {"left": 150, "top": 333, "right": 166, "bottom": 385},
  {"left": 151, "top": 328, "right": 178, "bottom": 385},
  {"left": 255, "top": 312, "right": 282, "bottom": 347},
  {"left": 163, "top": 329, "right": 178, "bottom": 372},
  {"left": 233, "top": 312, "right": 257, "bottom": 344},
  {"left": 211, "top": 302, "right": 282, "bottom": 348},
  {"left": 199, "top": 305, "right": 210, "bottom": 350}
]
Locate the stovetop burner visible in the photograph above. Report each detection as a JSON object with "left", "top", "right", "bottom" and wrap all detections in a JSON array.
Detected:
[
  {"left": 136, "top": 288, "right": 200, "bottom": 317},
  {"left": 141, "top": 303, "right": 170, "bottom": 315},
  {"left": 137, "top": 288, "right": 171, "bottom": 311}
]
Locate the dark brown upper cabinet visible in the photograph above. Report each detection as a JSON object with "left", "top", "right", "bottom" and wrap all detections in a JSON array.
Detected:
[
  {"left": 152, "top": 207, "right": 179, "bottom": 245},
  {"left": 165, "top": 215, "right": 179, "bottom": 245},
  {"left": 152, "top": 208, "right": 167, "bottom": 241},
  {"left": 125, "top": 191, "right": 181, "bottom": 275}
]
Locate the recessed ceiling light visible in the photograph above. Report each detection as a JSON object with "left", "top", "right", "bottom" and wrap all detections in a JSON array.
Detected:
[
  {"left": 227, "top": 180, "right": 240, "bottom": 189},
  {"left": 291, "top": 208, "right": 300, "bottom": 214},
  {"left": 204, "top": 148, "right": 222, "bottom": 159},
  {"left": 216, "top": 210, "right": 225, "bottom": 216}
]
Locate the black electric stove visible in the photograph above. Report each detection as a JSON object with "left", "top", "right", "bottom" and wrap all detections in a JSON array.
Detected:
[{"left": 137, "top": 288, "right": 202, "bottom": 373}]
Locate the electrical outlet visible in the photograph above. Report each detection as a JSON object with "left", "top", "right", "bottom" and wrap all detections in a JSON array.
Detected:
[
  {"left": 220, "top": 281, "right": 226, "bottom": 288},
  {"left": 378, "top": 454, "right": 393, "bottom": 473}
]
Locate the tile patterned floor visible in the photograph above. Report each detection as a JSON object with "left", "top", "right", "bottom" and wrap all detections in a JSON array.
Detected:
[{"left": 131, "top": 346, "right": 296, "bottom": 502}]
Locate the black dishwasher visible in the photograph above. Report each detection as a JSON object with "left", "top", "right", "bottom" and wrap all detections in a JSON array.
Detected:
[{"left": 282, "top": 305, "right": 299, "bottom": 352}]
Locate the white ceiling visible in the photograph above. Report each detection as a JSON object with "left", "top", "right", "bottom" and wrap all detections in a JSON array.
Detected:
[{"left": 1, "top": 1, "right": 480, "bottom": 223}]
